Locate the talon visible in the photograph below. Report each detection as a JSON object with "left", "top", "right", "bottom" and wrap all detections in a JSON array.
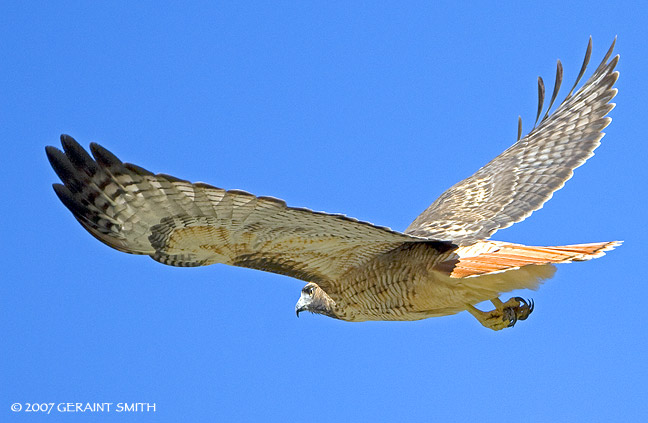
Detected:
[
  {"left": 466, "top": 297, "right": 536, "bottom": 331},
  {"left": 504, "top": 308, "right": 517, "bottom": 327},
  {"left": 517, "top": 298, "right": 535, "bottom": 321}
]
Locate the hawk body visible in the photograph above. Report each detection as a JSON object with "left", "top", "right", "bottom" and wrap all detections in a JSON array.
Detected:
[{"left": 47, "top": 39, "right": 621, "bottom": 329}]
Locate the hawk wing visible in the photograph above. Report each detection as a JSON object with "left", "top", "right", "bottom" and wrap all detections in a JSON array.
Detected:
[
  {"left": 405, "top": 38, "right": 619, "bottom": 245},
  {"left": 46, "top": 136, "right": 449, "bottom": 288}
]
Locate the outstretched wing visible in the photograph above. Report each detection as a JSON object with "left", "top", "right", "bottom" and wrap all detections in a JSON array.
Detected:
[
  {"left": 405, "top": 38, "right": 619, "bottom": 245},
  {"left": 46, "top": 136, "right": 445, "bottom": 287}
]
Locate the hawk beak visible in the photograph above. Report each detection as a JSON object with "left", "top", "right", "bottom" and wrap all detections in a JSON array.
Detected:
[
  {"left": 295, "top": 304, "right": 307, "bottom": 318},
  {"left": 295, "top": 297, "right": 308, "bottom": 318}
]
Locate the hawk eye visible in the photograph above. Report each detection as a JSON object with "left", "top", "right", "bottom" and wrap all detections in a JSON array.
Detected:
[{"left": 304, "top": 286, "right": 314, "bottom": 296}]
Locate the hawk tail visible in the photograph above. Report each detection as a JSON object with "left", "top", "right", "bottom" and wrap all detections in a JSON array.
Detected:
[{"left": 441, "top": 241, "right": 621, "bottom": 278}]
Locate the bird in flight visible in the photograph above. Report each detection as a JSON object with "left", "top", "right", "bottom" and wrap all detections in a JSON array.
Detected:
[{"left": 46, "top": 38, "right": 620, "bottom": 330}]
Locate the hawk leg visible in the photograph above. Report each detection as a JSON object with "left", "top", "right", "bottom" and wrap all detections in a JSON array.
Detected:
[{"left": 466, "top": 297, "right": 534, "bottom": 331}]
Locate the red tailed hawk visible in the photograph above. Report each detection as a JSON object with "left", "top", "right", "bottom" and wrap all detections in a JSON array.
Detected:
[{"left": 46, "top": 38, "right": 620, "bottom": 330}]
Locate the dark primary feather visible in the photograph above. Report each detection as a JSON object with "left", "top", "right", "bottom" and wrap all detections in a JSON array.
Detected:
[
  {"left": 568, "top": 37, "right": 594, "bottom": 99},
  {"left": 535, "top": 76, "right": 545, "bottom": 126},
  {"left": 46, "top": 135, "right": 450, "bottom": 286},
  {"left": 543, "top": 59, "right": 563, "bottom": 122},
  {"left": 405, "top": 38, "right": 619, "bottom": 245}
]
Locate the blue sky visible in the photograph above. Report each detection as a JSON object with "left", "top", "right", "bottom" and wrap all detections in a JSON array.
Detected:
[{"left": 2, "top": 1, "right": 647, "bottom": 421}]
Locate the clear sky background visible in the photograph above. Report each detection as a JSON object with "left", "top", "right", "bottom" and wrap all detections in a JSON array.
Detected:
[{"left": 2, "top": 1, "right": 647, "bottom": 422}]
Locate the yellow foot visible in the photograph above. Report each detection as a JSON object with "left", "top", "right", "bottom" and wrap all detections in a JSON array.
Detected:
[{"left": 466, "top": 297, "right": 534, "bottom": 331}]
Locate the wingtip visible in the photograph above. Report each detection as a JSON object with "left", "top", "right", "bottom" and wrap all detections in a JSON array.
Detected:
[
  {"left": 598, "top": 37, "right": 617, "bottom": 67},
  {"left": 46, "top": 144, "right": 76, "bottom": 183},
  {"left": 45, "top": 144, "right": 61, "bottom": 161},
  {"left": 60, "top": 135, "right": 99, "bottom": 173},
  {"left": 90, "top": 142, "right": 123, "bottom": 167},
  {"left": 60, "top": 133, "right": 76, "bottom": 144},
  {"left": 535, "top": 76, "right": 545, "bottom": 127},
  {"left": 60, "top": 134, "right": 80, "bottom": 150},
  {"left": 52, "top": 182, "right": 84, "bottom": 216}
]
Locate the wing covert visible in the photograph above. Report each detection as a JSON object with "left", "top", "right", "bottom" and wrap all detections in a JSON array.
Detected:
[
  {"left": 405, "top": 38, "right": 619, "bottom": 245},
  {"left": 47, "top": 136, "right": 445, "bottom": 287}
]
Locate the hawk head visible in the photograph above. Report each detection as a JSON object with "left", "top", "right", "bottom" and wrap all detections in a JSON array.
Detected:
[{"left": 295, "top": 283, "right": 337, "bottom": 318}]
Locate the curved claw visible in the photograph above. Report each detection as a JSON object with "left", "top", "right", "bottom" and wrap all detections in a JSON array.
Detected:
[
  {"left": 502, "top": 307, "right": 517, "bottom": 327},
  {"left": 516, "top": 298, "right": 535, "bottom": 321},
  {"left": 513, "top": 296, "right": 528, "bottom": 306}
]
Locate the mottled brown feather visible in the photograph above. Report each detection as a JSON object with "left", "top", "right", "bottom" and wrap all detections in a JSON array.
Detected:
[{"left": 406, "top": 39, "right": 619, "bottom": 246}]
